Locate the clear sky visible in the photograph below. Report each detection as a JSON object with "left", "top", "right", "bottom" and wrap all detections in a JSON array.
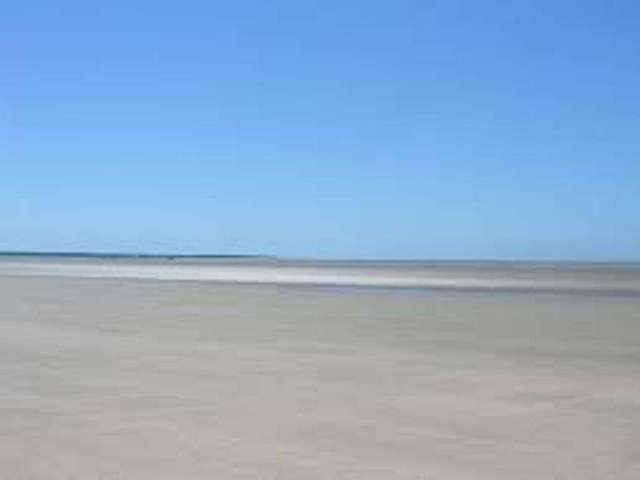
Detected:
[{"left": 2, "top": 0, "right": 639, "bottom": 260}]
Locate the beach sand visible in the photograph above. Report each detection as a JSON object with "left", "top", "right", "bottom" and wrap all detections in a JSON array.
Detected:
[{"left": 1, "top": 275, "right": 639, "bottom": 479}]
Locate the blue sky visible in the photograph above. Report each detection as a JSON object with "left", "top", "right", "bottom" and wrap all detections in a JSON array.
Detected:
[{"left": 2, "top": 0, "right": 639, "bottom": 259}]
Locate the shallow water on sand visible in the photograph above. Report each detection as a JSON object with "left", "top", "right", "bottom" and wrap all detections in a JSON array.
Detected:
[{"left": 2, "top": 255, "right": 640, "bottom": 294}]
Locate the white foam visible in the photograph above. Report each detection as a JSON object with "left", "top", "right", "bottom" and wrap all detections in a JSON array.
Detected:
[{"left": 1, "top": 259, "right": 639, "bottom": 294}]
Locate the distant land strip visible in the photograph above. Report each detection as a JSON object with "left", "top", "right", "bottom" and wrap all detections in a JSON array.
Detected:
[{"left": 0, "top": 251, "right": 272, "bottom": 260}]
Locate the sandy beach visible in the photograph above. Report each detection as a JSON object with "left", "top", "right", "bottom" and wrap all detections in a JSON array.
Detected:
[{"left": 1, "top": 263, "right": 640, "bottom": 479}]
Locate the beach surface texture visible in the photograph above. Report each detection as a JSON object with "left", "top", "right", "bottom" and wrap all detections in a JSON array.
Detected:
[{"left": 1, "top": 257, "right": 639, "bottom": 479}]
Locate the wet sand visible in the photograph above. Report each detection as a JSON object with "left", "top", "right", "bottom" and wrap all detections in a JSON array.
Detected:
[{"left": 1, "top": 275, "right": 639, "bottom": 479}]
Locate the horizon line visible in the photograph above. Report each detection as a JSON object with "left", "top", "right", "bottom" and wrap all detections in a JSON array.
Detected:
[{"left": 0, "top": 250, "right": 638, "bottom": 265}]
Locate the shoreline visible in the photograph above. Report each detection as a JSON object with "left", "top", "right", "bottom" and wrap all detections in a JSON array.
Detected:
[{"left": 2, "top": 256, "right": 639, "bottom": 296}]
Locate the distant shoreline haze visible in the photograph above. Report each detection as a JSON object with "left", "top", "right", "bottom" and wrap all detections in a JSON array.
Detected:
[{"left": 0, "top": 251, "right": 639, "bottom": 266}]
